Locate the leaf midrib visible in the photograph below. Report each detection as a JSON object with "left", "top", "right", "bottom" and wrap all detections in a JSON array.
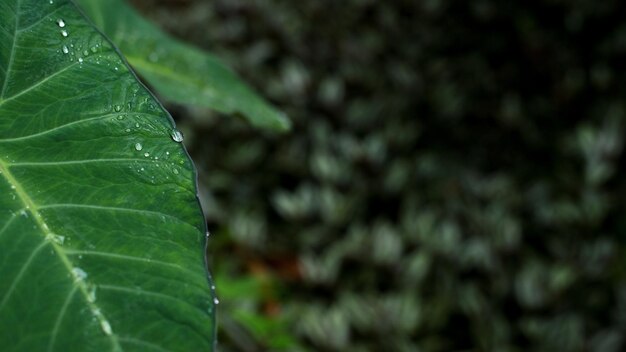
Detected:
[{"left": 0, "top": 157, "right": 122, "bottom": 351}]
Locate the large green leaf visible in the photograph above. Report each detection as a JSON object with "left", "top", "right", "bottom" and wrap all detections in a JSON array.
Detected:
[
  {"left": 0, "top": 0, "right": 215, "bottom": 350},
  {"left": 74, "top": 0, "right": 291, "bottom": 132}
]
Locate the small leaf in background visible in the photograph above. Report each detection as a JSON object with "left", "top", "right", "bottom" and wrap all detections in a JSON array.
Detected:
[{"left": 75, "top": 0, "right": 291, "bottom": 132}]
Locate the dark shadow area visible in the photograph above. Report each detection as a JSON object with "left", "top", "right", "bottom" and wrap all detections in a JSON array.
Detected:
[{"left": 133, "top": 0, "right": 626, "bottom": 351}]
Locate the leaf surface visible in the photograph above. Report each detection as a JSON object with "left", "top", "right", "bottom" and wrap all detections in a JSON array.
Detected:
[
  {"left": 0, "top": 0, "right": 215, "bottom": 350},
  {"left": 75, "top": 0, "right": 291, "bottom": 132}
]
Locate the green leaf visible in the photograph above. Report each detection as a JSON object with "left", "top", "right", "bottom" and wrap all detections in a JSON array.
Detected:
[
  {"left": 74, "top": 0, "right": 291, "bottom": 132},
  {"left": 0, "top": 0, "right": 215, "bottom": 350}
]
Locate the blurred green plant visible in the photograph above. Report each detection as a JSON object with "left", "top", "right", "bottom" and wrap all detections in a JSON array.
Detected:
[
  {"left": 75, "top": 0, "right": 290, "bottom": 132},
  {"left": 132, "top": 0, "right": 626, "bottom": 351}
]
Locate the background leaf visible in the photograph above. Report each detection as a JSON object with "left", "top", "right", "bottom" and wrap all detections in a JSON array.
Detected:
[
  {"left": 0, "top": 0, "right": 215, "bottom": 350},
  {"left": 74, "top": 0, "right": 291, "bottom": 132}
]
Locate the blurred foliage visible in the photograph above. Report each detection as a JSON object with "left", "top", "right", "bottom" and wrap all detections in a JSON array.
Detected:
[
  {"left": 133, "top": 0, "right": 626, "bottom": 351},
  {"left": 78, "top": 0, "right": 290, "bottom": 132}
]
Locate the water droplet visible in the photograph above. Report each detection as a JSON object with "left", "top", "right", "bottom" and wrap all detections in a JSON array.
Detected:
[
  {"left": 213, "top": 297, "right": 220, "bottom": 305},
  {"left": 46, "top": 233, "right": 65, "bottom": 244},
  {"left": 61, "top": 29, "right": 68, "bottom": 37},
  {"left": 78, "top": 57, "right": 83, "bottom": 63},
  {"left": 170, "top": 129, "right": 184, "bottom": 143},
  {"left": 100, "top": 320, "right": 112, "bottom": 335},
  {"left": 134, "top": 143, "right": 143, "bottom": 151},
  {"left": 173, "top": 168, "right": 179, "bottom": 175},
  {"left": 144, "top": 152, "right": 150, "bottom": 157},
  {"left": 19, "top": 209, "right": 28, "bottom": 217},
  {"left": 135, "top": 123, "right": 139, "bottom": 128},
  {"left": 87, "top": 286, "right": 97, "bottom": 303},
  {"left": 125, "top": 128, "right": 131, "bottom": 133},
  {"left": 72, "top": 267, "right": 87, "bottom": 281},
  {"left": 114, "top": 105, "right": 122, "bottom": 112},
  {"left": 83, "top": 50, "right": 89, "bottom": 56},
  {"left": 56, "top": 19, "right": 65, "bottom": 28},
  {"left": 140, "top": 167, "right": 145, "bottom": 172},
  {"left": 62, "top": 45, "right": 69, "bottom": 54}
]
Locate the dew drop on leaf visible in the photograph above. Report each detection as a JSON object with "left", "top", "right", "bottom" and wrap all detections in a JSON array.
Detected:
[
  {"left": 62, "top": 45, "right": 69, "bottom": 54},
  {"left": 56, "top": 19, "right": 65, "bottom": 28},
  {"left": 87, "top": 286, "right": 97, "bottom": 303},
  {"left": 72, "top": 267, "right": 87, "bottom": 281},
  {"left": 45, "top": 233, "right": 65, "bottom": 245},
  {"left": 170, "top": 129, "right": 184, "bottom": 143},
  {"left": 134, "top": 142, "right": 143, "bottom": 151},
  {"left": 100, "top": 320, "right": 112, "bottom": 335},
  {"left": 61, "top": 29, "right": 68, "bottom": 37}
]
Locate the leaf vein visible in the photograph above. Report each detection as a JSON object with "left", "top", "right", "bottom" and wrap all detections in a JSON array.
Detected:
[
  {"left": 0, "top": 158, "right": 121, "bottom": 348},
  {"left": 0, "top": 241, "right": 48, "bottom": 312},
  {"left": 64, "top": 250, "right": 202, "bottom": 280},
  {"left": 0, "top": 0, "right": 22, "bottom": 99},
  {"left": 47, "top": 285, "right": 79, "bottom": 352},
  {"left": 38, "top": 203, "right": 198, "bottom": 231}
]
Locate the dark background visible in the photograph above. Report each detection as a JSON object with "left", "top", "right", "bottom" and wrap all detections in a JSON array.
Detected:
[{"left": 132, "top": 0, "right": 626, "bottom": 351}]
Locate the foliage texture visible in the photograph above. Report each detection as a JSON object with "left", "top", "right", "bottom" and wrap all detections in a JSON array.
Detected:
[
  {"left": 0, "top": 0, "right": 215, "bottom": 350},
  {"left": 136, "top": 0, "right": 626, "bottom": 351}
]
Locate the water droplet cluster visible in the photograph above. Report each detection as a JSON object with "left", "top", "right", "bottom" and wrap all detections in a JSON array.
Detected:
[
  {"left": 55, "top": 18, "right": 105, "bottom": 66},
  {"left": 49, "top": 13, "right": 190, "bottom": 183}
]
